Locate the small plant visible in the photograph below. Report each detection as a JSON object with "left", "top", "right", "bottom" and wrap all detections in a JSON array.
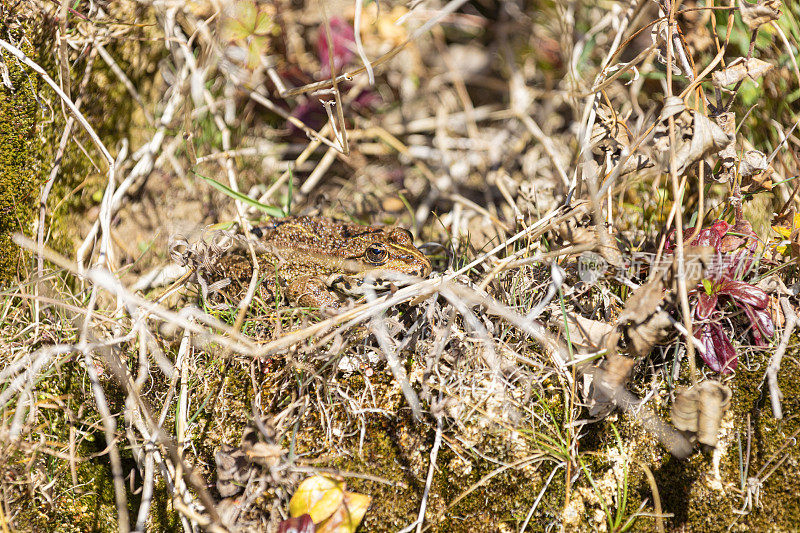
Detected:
[{"left": 666, "top": 211, "right": 774, "bottom": 373}]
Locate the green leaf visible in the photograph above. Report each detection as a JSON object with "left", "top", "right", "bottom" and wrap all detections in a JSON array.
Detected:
[
  {"left": 193, "top": 170, "right": 284, "bottom": 217},
  {"left": 701, "top": 278, "right": 714, "bottom": 295}
]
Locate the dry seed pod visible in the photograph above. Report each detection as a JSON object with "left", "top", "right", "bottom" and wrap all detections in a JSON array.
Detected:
[
  {"left": 696, "top": 381, "right": 733, "bottom": 447},
  {"left": 672, "top": 387, "right": 700, "bottom": 433}
]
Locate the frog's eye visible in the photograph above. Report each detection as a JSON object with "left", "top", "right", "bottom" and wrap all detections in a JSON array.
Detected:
[{"left": 365, "top": 243, "right": 388, "bottom": 265}]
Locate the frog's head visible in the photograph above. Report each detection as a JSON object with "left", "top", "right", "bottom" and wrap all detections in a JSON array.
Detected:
[{"left": 345, "top": 226, "right": 431, "bottom": 279}]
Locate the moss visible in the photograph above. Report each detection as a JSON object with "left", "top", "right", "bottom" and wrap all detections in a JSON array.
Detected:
[
  {"left": 0, "top": 28, "right": 43, "bottom": 282},
  {"left": 628, "top": 341, "right": 800, "bottom": 532}
]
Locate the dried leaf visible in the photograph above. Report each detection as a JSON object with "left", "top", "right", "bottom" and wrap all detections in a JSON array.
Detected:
[
  {"left": 561, "top": 313, "right": 614, "bottom": 349},
  {"left": 674, "top": 112, "right": 733, "bottom": 175},
  {"left": 659, "top": 96, "right": 687, "bottom": 122},
  {"left": 739, "top": 0, "right": 782, "bottom": 31},
  {"left": 672, "top": 387, "right": 699, "bottom": 433},
  {"left": 714, "top": 112, "right": 737, "bottom": 183},
  {"left": 654, "top": 103, "right": 733, "bottom": 175},
  {"left": 712, "top": 57, "right": 774, "bottom": 87},
  {"left": 677, "top": 246, "right": 716, "bottom": 289},
  {"left": 626, "top": 309, "right": 673, "bottom": 357},
  {"left": 613, "top": 278, "right": 672, "bottom": 358},
  {"left": 672, "top": 381, "right": 731, "bottom": 448},
  {"left": 554, "top": 219, "right": 595, "bottom": 246},
  {"left": 696, "top": 381, "right": 732, "bottom": 447},
  {"left": 317, "top": 491, "right": 372, "bottom": 533},
  {"left": 739, "top": 150, "right": 768, "bottom": 176},
  {"left": 618, "top": 278, "right": 666, "bottom": 325}
]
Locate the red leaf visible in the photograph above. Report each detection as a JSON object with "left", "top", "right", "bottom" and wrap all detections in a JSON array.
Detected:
[
  {"left": 666, "top": 220, "right": 729, "bottom": 253},
  {"left": 279, "top": 514, "right": 316, "bottom": 533},
  {"left": 695, "top": 292, "right": 718, "bottom": 320},
  {"left": 317, "top": 17, "right": 355, "bottom": 77},
  {"left": 695, "top": 323, "right": 738, "bottom": 374},
  {"left": 743, "top": 304, "right": 775, "bottom": 346},
  {"left": 718, "top": 280, "right": 769, "bottom": 308}
]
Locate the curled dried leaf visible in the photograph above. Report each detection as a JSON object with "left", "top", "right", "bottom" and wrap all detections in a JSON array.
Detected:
[
  {"left": 739, "top": 0, "right": 782, "bottom": 31},
  {"left": 671, "top": 381, "right": 732, "bottom": 448},
  {"left": 712, "top": 57, "right": 774, "bottom": 88},
  {"left": 713, "top": 112, "right": 737, "bottom": 183},
  {"left": 739, "top": 149, "right": 768, "bottom": 177},
  {"left": 659, "top": 96, "right": 687, "bottom": 122},
  {"left": 740, "top": 149, "right": 773, "bottom": 192},
  {"left": 610, "top": 277, "right": 671, "bottom": 358},
  {"left": 678, "top": 112, "right": 734, "bottom": 175},
  {"left": 654, "top": 100, "right": 733, "bottom": 176},
  {"left": 672, "top": 387, "right": 699, "bottom": 433},
  {"left": 696, "top": 381, "right": 733, "bottom": 447}
]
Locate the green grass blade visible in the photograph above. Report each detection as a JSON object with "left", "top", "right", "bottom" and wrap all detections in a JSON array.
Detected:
[{"left": 193, "top": 170, "right": 284, "bottom": 217}]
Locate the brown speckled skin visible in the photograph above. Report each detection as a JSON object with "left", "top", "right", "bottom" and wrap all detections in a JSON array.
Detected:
[{"left": 215, "top": 216, "right": 431, "bottom": 309}]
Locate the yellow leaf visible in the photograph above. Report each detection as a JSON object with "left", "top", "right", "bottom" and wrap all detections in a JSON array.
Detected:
[
  {"left": 316, "top": 491, "right": 371, "bottom": 533},
  {"left": 289, "top": 476, "right": 345, "bottom": 524}
]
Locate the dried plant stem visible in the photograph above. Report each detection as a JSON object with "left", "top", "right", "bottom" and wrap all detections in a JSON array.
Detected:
[
  {"left": 36, "top": 47, "right": 98, "bottom": 329},
  {"left": 318, "top": 0, "right": 349, "bottom": 154},
  {"left": 353, "top": 0, "right": 375, "bottom": 85},
  {"left": 664, "top": 0, "right": 698, "bottom": 385},
  {"left": 765, "top": 298, "right": 797, "bottom": 419}
]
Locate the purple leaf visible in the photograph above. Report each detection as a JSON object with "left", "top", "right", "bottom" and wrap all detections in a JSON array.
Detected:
[
  {"left": 695, "top": 292, "right": 718, "bottom": 320},
  {"left": 279, "top": 514, "right": 315, "bottom": 533},
  {"left": 718, "top": 280, "right": 769, "bottom": 308},
  {"left": 743, "top": 304, "right": 775, "bottom": 346},
  {"left": 719, "top": 204, "right": 759, "bottom": 253},
  {"left": 695, "top": 323, "right": 738, "bottom": 374},
  {"left": 665, "top": 220, "right": 729, "bottom": 253},
  {"left": 317, "top": 17, "right": 355, "bottom": 77}
]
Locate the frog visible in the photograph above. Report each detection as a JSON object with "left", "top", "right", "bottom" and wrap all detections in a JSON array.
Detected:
[{"left": 211, "top": 216, "right": 432, "bottom": 310}]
